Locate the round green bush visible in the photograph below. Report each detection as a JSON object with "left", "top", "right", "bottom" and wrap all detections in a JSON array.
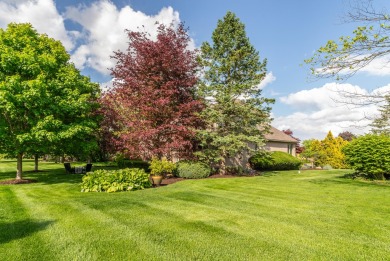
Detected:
[
  {"left": 176, "top": 161, "right": 211, "bottom": 179},
  {"left": 249, "top": 151, "right": 302, "bottom": 171},
  {"left": 343, "top": 134, "right": 390, "bottom": 180}
]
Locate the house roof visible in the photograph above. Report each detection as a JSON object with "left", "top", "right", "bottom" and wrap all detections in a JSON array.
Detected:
[{"left": 264, "top": 126, "right": 298, "bottom": 143}]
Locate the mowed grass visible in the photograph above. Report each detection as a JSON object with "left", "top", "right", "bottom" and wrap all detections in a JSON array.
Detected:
[{"left": 1, "top": 160, "right": 389, "bottom": 260}]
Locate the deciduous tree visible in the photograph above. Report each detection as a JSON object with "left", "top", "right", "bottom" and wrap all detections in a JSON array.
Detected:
[
  {"left": 197, "top": 11, "right": 274, "bottom": 174},
  {"left": 102, "top": 23, "right": 203, "bottom": 160},
  {"left": 338, "top": 131, "right": 357, "bottom": 141},
  {"left": 305, "top": 1, "right": 389, "bottom": 130},
  {"left": 0, "top": 23, "right": 100, "bottom": 179}
]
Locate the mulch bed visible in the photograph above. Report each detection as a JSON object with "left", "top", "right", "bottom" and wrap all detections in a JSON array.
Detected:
[
  {"left": 152, "top": 173, "right": 259, "bottom": 187},
  {"left": 0, "top": 179, "right": 38, "bottom": 185}
]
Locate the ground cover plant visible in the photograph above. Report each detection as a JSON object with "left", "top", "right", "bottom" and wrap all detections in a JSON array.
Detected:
[
  {"left": 1, "top": 159, "right": 390, "bottom": 260},
  {"left": 81, "top": 168, "right": 151, "bottom": 193}
]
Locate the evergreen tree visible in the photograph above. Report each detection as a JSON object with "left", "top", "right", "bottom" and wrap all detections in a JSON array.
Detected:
[
  {"left": 318, "top": 131, "right": 348, "bottom": 169},
  {"left": 197, "top": 11, "right": 274, "bottom": 174},
  {"left": 371, "top": 96, "right": 390, "bottom": 136}
]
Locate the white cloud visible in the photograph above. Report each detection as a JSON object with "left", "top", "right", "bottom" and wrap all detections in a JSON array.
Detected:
[
  {"left": 358, "top": 55, "right": 390, "bottom": 76},
  {"left": 0, "top": 0, "right": 73, "bottom": 50},
  {"left": 64, "top": 1, "right": 181, "bottom": 74},
  {"left": 258, "top": 72, "right": 276, "bottom": 89},
  {"left": 99, "top": 78, "right": 115, "bottom": 92},
  {"left": 0, "top": 0, "right": 185, "bottom": 75},
  {"left": 274, "top": 82, "right": 387, "bottom": 140}
]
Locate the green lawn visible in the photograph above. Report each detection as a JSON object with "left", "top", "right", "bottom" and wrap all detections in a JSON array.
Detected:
[{"left": 1, "top": 160, "right": 389, "bottom": 260}]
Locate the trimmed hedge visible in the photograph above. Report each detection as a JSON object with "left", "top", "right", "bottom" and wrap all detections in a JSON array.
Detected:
[
  {"left": 249, "top": 151, "right": 302, "bottom": 171},
  {"left": 175, "top": 161, "right": 211, "bottom": 179},
  {"left": 81, "top": 168, "right": 152, "bottom": 193}
]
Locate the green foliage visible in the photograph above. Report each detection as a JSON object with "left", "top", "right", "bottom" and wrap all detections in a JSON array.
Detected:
[
  {"left": 0, "top": 23, "right": 100, "bottom": 179},
  {"left": 175, "top": 161, "right": 211, "bottom": 179},
  {"left": 115, "top": 156, "right": 150, "bottom": 172},
  {"left": 300, "top": 139, "right": 322, "bottom": 165},
  {"left": 301, "top": 132, "right": 348, "bottom": 168},
  {"left": 149, "top": 158, "right": 176, "bottom": 176},
  {"left": 318, "top": 131, "right": 348, "bottom": 169},
  {"left": 225, "top": 166, "right": 256, "bottom": 176},
  {"left": 81, "top": 168, "right": 152, "bottom": 193},
  {"left": 305, "top": 21, "right": 390, "bottom": 80},
  {"left": 196, "top": 11, "right": 274, "bottom": 174},
  {"left": 343, "top": 134, "right": 390, "bottom": 180},
  {"left": 249, "top": 151, "right": 302, "bottom": 171},
  {"left": 371, "top": 95, "right": 390, "bottom": 135}
]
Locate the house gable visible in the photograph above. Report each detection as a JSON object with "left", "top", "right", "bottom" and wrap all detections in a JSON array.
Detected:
[{"left": 264, "top": 126, "right": 298, "bottom": 156}]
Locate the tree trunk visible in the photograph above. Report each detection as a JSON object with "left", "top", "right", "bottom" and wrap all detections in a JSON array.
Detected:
[
  {"left": 16, "top": 153, "right": 23, "bottom": 180},
  {"left": 219, "top": 158, "right": 226, "bottom": 175},
  {"left": 60, "top": 155, "right": 65, "bottom": 163},
  {"left": 34, "top": 154, "right": 39, "bottom": 172}
]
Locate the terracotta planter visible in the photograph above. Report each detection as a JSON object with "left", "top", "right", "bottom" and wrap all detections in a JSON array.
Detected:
[{"left": 151, "top": 175, "right": 163, "bottom": 186}]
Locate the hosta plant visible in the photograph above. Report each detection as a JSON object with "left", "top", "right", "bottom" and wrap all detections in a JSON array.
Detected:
[{"left": 81, "top": 168, "right": 152, "bottom": 193}]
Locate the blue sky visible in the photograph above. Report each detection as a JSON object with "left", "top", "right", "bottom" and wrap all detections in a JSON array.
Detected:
[{"left": 1, "top": 0, "right": 390, "bottom": 140}]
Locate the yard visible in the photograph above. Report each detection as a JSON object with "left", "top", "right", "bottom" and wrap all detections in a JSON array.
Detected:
[{"left": 0, "top": 160, "right": 389, "bottom": 260}]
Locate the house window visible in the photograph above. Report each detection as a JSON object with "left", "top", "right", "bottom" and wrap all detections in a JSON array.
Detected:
[{"left": 288, "top": 144, "right": 293, "bottom": 155}]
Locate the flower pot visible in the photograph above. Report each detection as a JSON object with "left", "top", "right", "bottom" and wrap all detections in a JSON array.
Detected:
[{"left": 151, "top": 175, "right": 163, "bottom": 186}]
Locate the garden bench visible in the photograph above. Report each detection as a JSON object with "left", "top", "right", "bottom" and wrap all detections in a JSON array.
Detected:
[{"left": 64, "top": 163, "right": 93, "bottom": 174}]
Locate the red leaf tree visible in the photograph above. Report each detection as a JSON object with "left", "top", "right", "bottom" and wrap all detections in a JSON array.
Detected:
[{"left": 101, "top": 23, "right": 203, "bottom": 160}]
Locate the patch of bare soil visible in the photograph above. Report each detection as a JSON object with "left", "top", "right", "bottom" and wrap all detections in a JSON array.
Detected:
[{"left": 0, "top": 179, "right": 37, "bottom": 185}]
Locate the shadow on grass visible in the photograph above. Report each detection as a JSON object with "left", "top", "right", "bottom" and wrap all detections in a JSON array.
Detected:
[
  {"left": 0, "top": 219, "right": 54, "bottom": 244},
  {"left": 0, "top": 164, "right": 122, "bottom": 186},
  {"left": 0, "top": 169, "right": 84, "bottom": 186}
]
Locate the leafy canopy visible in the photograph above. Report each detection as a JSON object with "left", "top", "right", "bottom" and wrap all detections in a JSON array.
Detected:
[
  {"left": 301, "top": 131, "right": 348, "bottom": 169},
  {"left": 343, "top": 134, "right": 390, "bottom": 180},
  {"left": 305, "top": 1, "right": 390, "bottom": 132},
  {"left": 0, "top": 23, "right": 100, "bottom": 178},
  {"left": 102, "top": 23, "right": 203, "bottom": 160}
]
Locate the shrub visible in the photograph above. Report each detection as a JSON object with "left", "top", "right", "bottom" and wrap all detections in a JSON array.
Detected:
[
  {"left": 225, "top": 166, "right": 256, "bottom": 176},
  {"left": 343, "top": 134, "right": 390, "bottom": 180},
  {"left": 175, "top": 161, "right": 211, "bottom": 179},
  {"left": 81, "top": 168, "right": 152, "bottom": 193},
  {"left": 118, "top": 159, "right": 150, "bottom": 172},
  {"left": 249, "top": 151, "right": 302, "bottom": 171},
  {"left": 149, "top": 158, "right": 176, "bottom": 176}
]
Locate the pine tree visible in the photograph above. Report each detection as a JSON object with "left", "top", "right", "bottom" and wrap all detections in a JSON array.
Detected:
[
  {"left": 197, "top": 12, "right": 274, "bottom": 174},
  {"left": 371, "top": 96, "right": 390, "bottom": 136}
]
